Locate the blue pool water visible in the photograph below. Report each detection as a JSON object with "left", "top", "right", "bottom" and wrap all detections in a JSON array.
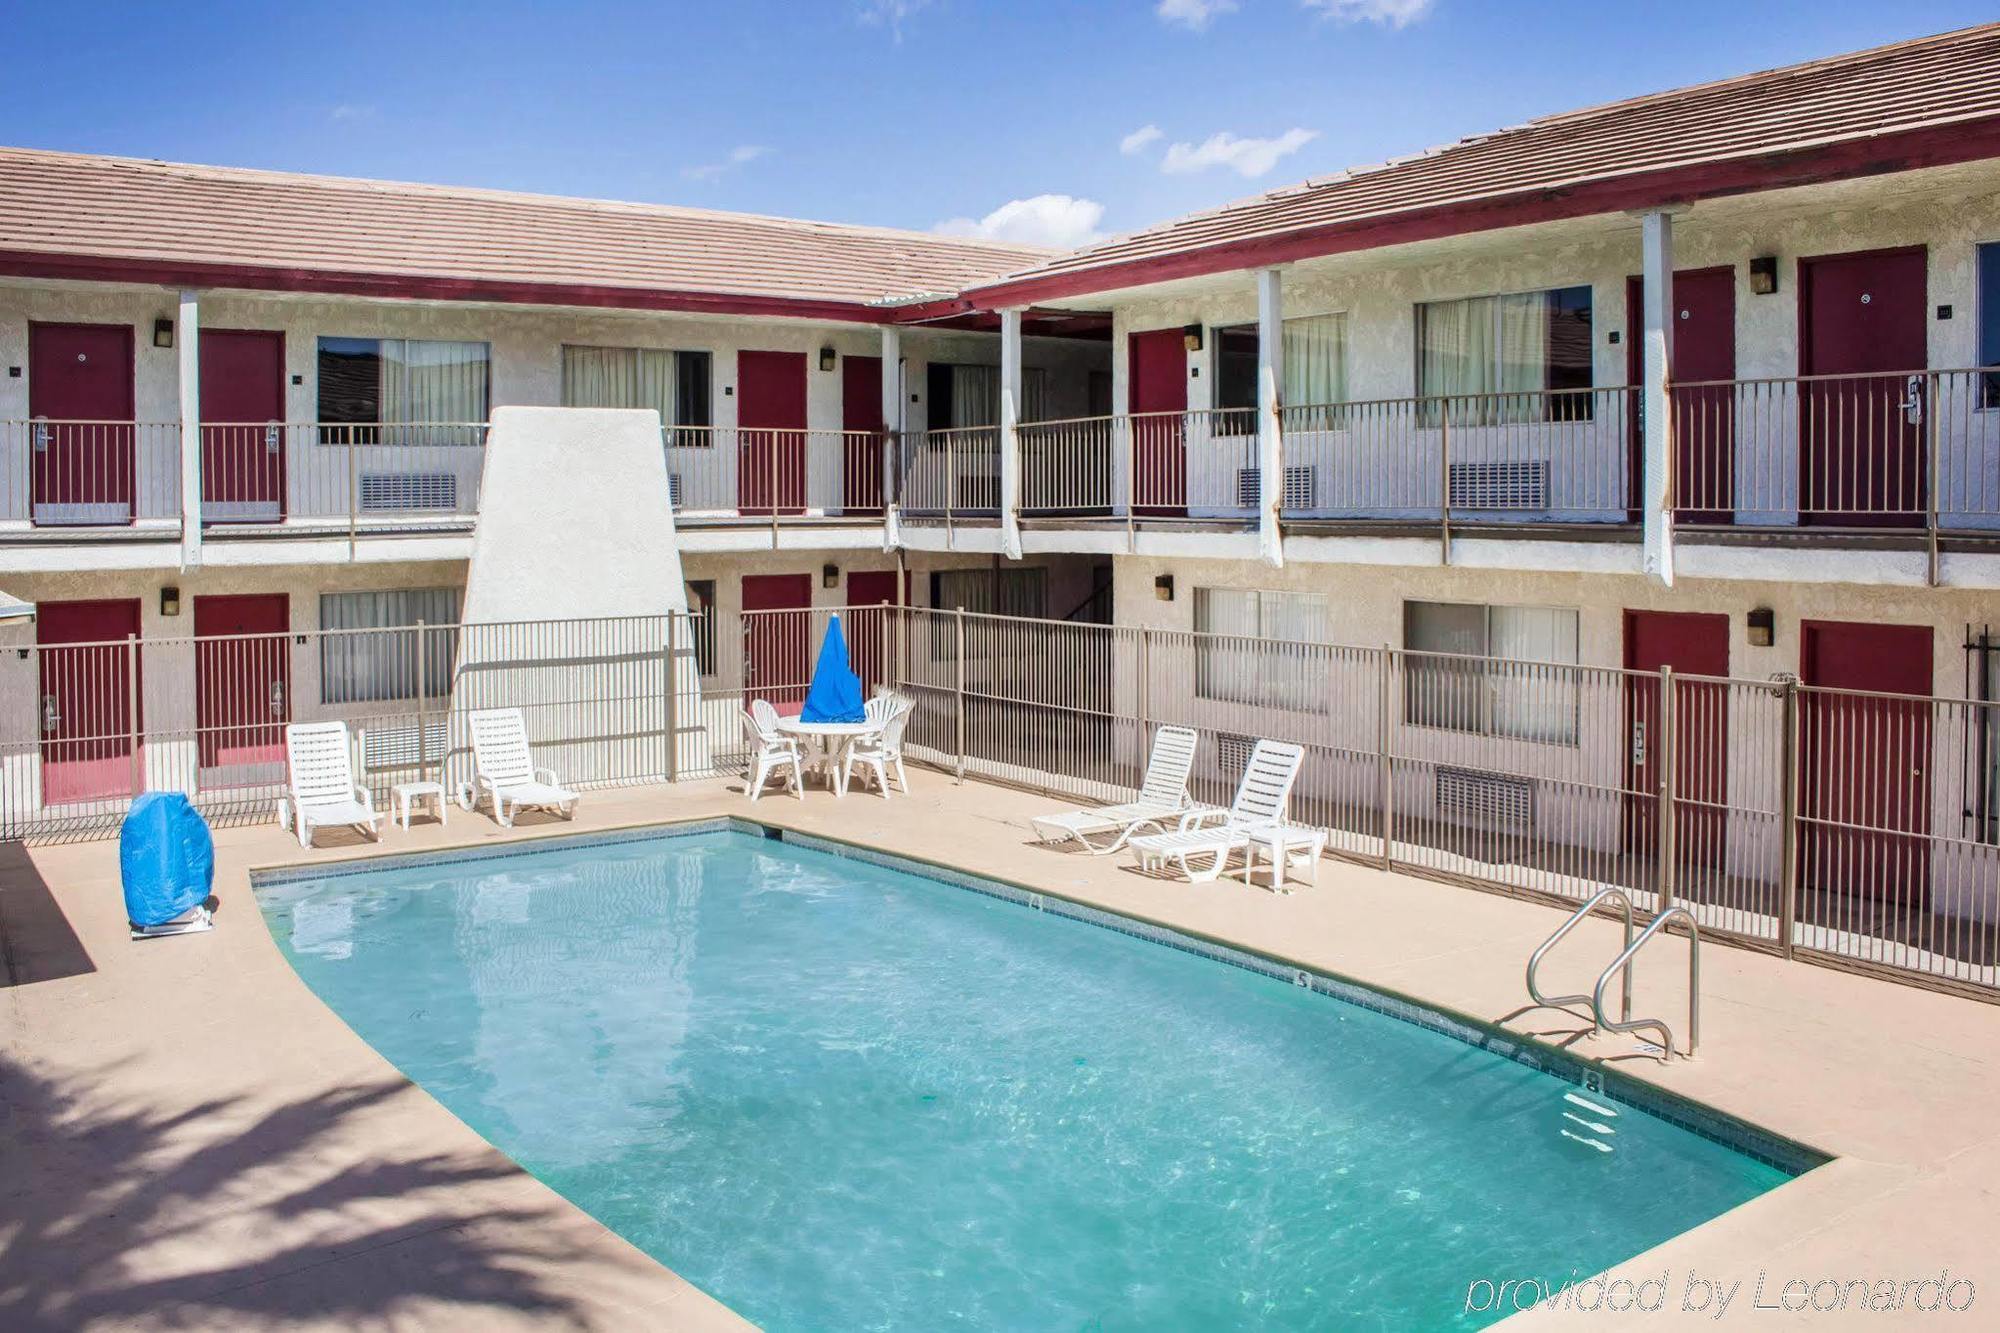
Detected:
[{"left": 259, "top": 827, "right": 1799, "bottom": 1331}]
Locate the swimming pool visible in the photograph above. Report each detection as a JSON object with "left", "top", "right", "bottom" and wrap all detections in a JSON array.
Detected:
[{"left": 257, "top": 822, "right": 1811, "bottom": 1330}]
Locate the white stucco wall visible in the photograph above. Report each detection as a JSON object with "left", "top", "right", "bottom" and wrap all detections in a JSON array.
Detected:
[{"left": 1099, "top": 160, "right": 2000, "bottom": 527}]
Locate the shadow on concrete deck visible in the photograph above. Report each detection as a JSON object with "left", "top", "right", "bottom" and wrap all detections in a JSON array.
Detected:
[
  {"left": 0, "top": 1053, "right": 594, "bottom": 1331},
  {"left": 0, "top": 843, "right": 94, "bottom": 988}
]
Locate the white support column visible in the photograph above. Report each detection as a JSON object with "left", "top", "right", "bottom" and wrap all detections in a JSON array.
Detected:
[
  {"left": 879, "top": 324, "right": 902, "bottom": 552},
  {"left": 1256, "top": 267, "right": 1285, "bottom": 568},
  {"left": 1640, "top": 210, "right": 1675, "bottom": 587},
  {"left": 176, "top": 289, "right": 202, "bottom": 572},
  {"left": 998, "top": 307, "right": 1024, "bottom": 561}
]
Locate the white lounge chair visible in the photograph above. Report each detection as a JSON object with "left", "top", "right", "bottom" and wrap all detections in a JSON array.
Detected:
[
  {"left": 844, "top": 697, "right": 913, "bottom": 797},
  {"left": 1030, "top": 725, "right": 1199, "bottom": 854},
  {"left": 280, "top": 721, "right": 381, "bottom": 848},
  {"left": 1128, "top": 739, "right": 1306, "bottom": 882},
  {"left": 744, "top": 704, "right": 805, "bottom": 801},
  {"left": 468, "top": 707, "right": 580, "bottom": 827}
]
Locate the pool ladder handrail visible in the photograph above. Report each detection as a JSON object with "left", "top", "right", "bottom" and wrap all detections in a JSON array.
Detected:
[
  {"left": 1592, "top": 906, "right": 1700, "bottom": 1060},
  {"left": 1525, "top": 889, "right": 1700, "bottom": 1060},
  {"left": 1525, "top": 887, "right": 1635, "bottom": 1027}
]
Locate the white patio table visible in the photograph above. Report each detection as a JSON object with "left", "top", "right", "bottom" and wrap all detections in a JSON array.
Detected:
[{"left": 773, "top": 717, "right": 881, "bottom": 798}]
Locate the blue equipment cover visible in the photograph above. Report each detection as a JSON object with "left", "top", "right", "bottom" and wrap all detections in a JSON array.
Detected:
[
  {"left": 120, "top": 792, "right": 216, "bottom": 927},
  {"left": 799, "top": 614, "right": 867, "bottom": 723}
]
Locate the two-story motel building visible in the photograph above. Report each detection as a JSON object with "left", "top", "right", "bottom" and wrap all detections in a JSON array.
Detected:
[{"left": 5, "top": 23, "right": 2000, "bottom": 956}]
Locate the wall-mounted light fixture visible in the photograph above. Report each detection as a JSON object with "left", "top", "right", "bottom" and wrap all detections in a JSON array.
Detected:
[
  {"left": 152, "top": 318, "right": 174, "bottom": 349},
  {"left": 818, "top": 347, "right": 837, "bottom": 372},
  {"left": 159, "top": 585, "right": 181, "bottom": 617},
  {"left": 1154, "top": 573, "right": 1175, "bottom": 602},
  {"left": 1748, "top": 256, "right": 1779, "bottom": 297},
  {"left": 1746, "top": 607, "right": 1775, "bottom": 648},
  {"left": 822, "top": 563, "right": 840, "bottom": 589},
  {"left": 1181, "top": 325, "right": 1203, "bottom": 353}
]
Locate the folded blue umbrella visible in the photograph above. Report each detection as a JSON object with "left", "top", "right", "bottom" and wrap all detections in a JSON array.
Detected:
[{"left": 799, "top": 613, "right": 866, "bottom": 723}]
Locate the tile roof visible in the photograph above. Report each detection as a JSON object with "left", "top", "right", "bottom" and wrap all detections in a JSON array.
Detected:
[
  {"left": 968, "top": 22, "right": 2000, "bottom": 305},
  {"left": 0, "top": 148, "right": 1053, "bottom": 314}
]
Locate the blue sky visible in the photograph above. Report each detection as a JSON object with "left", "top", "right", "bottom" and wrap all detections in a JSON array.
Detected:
[{"left": 4, "top": 1, "right": 1995, "bottom": 247}]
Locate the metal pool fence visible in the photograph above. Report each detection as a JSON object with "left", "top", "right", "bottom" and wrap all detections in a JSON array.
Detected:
[{"left": 5, "top": 604, "right": 1995, "bottom": 1000}]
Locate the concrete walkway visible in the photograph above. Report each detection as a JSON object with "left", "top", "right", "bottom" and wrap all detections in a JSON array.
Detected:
[{"left": 5, "top": 769, "right": 1999, "bottom": 1329}]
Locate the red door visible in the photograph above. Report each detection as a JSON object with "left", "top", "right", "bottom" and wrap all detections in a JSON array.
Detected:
[
  {"left": 194, "top": 594, "right": 291, "bottom": 780},
  {"left": 1626, "top": 268, "right": 1736, "bottom": 522},
  {"left": 1799, "top": 248, "right": 1927, "bottom": 526},
  {"left": 841, "top": 354, "right": 884, "bottom": 515},
  {"left": 741, "top": 573, "right": 814, "bottom": 710},
  {"left": 29, "top": 323, "right": 135, "bottom": 526},
  {"left": 1128, "top": 328, "right": 1187, "bottom": 514},
  {"left": 36, "top": 599, "right": 143, "bottom": 805},
  {"left": 846, "top": 569, "right": 906, "bottom": 695},
  {"left": 1622, "top": 611, "right": 1730, "bottom": 875},
  {"left": 200, "top": 329, "right": 286, "bottom": 522},
  {"left": 1801, "top": 621, "right": 1932, "bottom": 913},
  {"left": 739, "top": 351, "right": 808, "bottom": 515}
]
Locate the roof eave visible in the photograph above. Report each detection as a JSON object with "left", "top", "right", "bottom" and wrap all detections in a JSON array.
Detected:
[
  {"left": 960, "top": 114, "right": 2000, "bottom": 310},
  {"left": 0, "top": 250, "right": 898, "bottom": 324}
]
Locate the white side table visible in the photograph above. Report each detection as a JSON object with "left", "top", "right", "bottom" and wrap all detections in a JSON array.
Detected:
[
  {"left": 1243, "top": 823, "right": 1327, "bottom": 894},
  {"left": 392, "top": 780, "right": 447, "bottom": 831}
]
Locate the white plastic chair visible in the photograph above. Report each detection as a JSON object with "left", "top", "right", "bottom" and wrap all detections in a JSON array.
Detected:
[
  {"left": 743, "top": 704, "right": 805, "bottom": 801},
  {"left": 280, "top": 721, "right": 381, "bottom": 848},
  {"left": 1128, "top": 739, "right": 1306, "bottom": 882},
  {"left": 468, "top": 707, "right": 580, "bottom": 827},
  {"left": 1031, "top": 725, "right": 1198, "bottom": 853},
  {"left": 844, "top": 697, "right": 913, "bottom": 797}
]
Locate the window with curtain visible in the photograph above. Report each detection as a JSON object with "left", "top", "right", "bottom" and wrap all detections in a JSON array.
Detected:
[
  {"left": 927, "top": 566, "right": 1048, "bottom": 659},
  {"left": 1402, "top": 600, "right": 1579, "bottom": 744},
  {"left": 318, "top": 588, "right": 460, "bottom": 704},
  {"left": 561, "top": 346, "right": 713, "bottom": 442},
  {"left": 1979, "top": 244, "right": 2000, "bottom": 408},
  {"left": 316, "top": 338, "right": 489, "bottom": 446},
  {"left": 926, "top": 362, "right": 1001, "bottom": 429},
  {"left": 684, "top": 579, "right": 716, "bottom": 676},
  {"left": 1023, "top": 366, "right": 1052, "bottom": 422},
  {"left": 1194, "top": 586, "right": 1331, "bottom": 711},
  {"left": 1415, "top": 286, "right": 1592, "bottom": 424},
  {"left": 1212, "top": 314, "right": 1348, "bottom": 433}
]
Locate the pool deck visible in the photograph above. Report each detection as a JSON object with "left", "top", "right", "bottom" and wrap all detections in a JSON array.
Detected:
[{"left": 6, "top": 771, "right": 2000, "bottom": 1329}]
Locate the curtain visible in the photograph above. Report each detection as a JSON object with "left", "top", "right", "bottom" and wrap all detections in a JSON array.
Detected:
[
  {"left": 951, "top": 364, "right": 999, "bottom": 428},
  {"left": 390, "top": 340, "right": 488, "bottom": 445},
  {"left": 1487, "top": 605, "right": 1579, "bottom": 744},
  {"left": 562, "top": 346, "right": 680, "bottom": 440},
  {"left": 318, "top": 588, "right": 461, "bottom": 704},
  {"left": 1197, "top": 588, "right": 1328, "bottom": 711},
  {"left": 1494, "top": 292, "right": 1550, "bottom": 424},
  {"left": 1023, "top": 366, "right": 1052, "bottom": 423},
  {"left": 1417, "top": 297, "right": 1496, "bottom": 426},
  {"left": 1282, "top": 313, "right": 1346, "bottom": 408}
]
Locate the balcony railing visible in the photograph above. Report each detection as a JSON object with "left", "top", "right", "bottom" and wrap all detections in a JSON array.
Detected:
[
  {"left": 200, "top": 423, "right": 487, "bottom": 531},
  {"left": 905, "top": 369, "right": 2000, "bottom": 543},
  {"left": 0, "top": 420, "right": 184, "bottom": 529},
  {"left": 1671, "top": 367, "right": 2000, "bottom": 530},
  {"left": 660, "top": 425, "right": 889, "bottom": 522}
]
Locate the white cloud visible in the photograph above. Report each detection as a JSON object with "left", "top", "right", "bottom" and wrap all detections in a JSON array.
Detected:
[
  {"left": 1160, "top": 128, "right": 1319, "bottom": 178},
  {"left": 1301, "top": 0, "right": 1435, "bottom": 28},
  {"left": 858, "top": 0, "right": 930, "bottom": 41},
  {"left": 328, "top": 103, "right": 377, "bottom": 122},
  {"left": 935, "top": 194, "right": 1106, "bottom": 249},
  {"left": 1155, "top": 0, "right": 1238, "bottom": 30},
  {"left": 1119, "top": 124, "right": 1164, "bottom": 156},
  {"left": 682, "top": 144, "right": 772, "bottom": 183}
]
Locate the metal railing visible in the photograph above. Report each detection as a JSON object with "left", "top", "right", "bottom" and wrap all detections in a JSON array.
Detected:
[
  {"left": 891, "top": 606, "right": 2000, "bottom": 1001},
  {"left": 1671, "top": 367, "right": 2000, "bottom": 535},
  {"left": 5, "top": 603, "right": 1998, "bottom": 1004},
  {"left": 0, "top": 420, "right": 184, "bottom": 529},
  {"left": 198, "top": 423, "right": 487, "bottom": 534}
]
